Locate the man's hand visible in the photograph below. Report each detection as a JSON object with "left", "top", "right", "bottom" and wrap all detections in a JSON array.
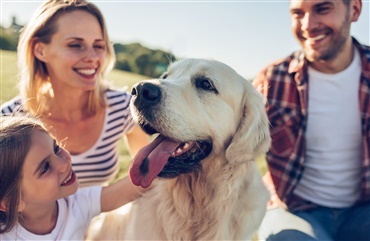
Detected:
[{"left": 263, "top": 172, "right": 287, "bottom": 210}]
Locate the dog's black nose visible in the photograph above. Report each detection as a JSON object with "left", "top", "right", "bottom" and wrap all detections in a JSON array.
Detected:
[{"left": 131, "top": 82, "right": 161, "bottom": 107}]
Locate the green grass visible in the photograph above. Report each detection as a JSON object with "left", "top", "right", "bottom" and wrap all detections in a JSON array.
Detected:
[
  {"left": 0, "top": 50, "right": 19, "bottom": 102},
  {"left": 0, "top": 49, "right": 267, "bottom": 180}
]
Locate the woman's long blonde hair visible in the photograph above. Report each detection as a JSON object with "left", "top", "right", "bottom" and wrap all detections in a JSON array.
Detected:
[{"left": 17, "top": 0, "right": 115, "bottom": 116}]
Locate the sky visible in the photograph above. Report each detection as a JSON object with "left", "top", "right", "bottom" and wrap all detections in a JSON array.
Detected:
[{"left": 1, "top": 0, "right": 369, "bottom": 79}]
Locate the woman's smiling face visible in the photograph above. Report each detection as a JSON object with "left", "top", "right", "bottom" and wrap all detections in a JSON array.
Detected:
[{"left": 34, "top": 10, "right": 106, "bottom": 92}]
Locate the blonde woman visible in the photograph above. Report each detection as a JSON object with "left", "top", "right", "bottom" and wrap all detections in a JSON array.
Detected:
[{"left": 1, "top": 0, "right": 149, "bottom": 187}]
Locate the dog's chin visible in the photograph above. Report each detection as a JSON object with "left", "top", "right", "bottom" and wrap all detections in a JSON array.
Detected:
[
  {"left": 139, "top": 122, "right": 213, "bottom": 178},
  {"left": 140, "top": 121, "right": 158, "bottom": 135}
]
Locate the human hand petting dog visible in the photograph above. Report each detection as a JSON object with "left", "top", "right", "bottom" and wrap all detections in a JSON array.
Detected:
[{"left": 263, "top": 172, "right": 287, "bottom": 210}]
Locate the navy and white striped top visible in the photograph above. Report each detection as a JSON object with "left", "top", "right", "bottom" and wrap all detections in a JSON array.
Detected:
[{"left": 1, "top": 89, "right": 135, "bottom": 187}]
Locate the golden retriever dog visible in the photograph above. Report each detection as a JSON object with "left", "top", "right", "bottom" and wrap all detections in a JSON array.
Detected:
[{"left": 87, "top": 59, "right": 270, "bottom": 240}]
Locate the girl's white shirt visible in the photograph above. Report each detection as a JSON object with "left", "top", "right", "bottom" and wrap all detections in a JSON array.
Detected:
[{"left": 0, "top": 186, "right": 102, "bottom": 241}]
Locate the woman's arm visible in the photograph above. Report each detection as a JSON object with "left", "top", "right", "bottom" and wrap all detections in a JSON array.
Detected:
[{"left": 124, "top": 124, "right": 150, "bottom": 157}]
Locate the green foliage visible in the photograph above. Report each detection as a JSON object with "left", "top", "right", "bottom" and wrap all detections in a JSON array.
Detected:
[
  {"left": 0, "top": 26, "right": 18, "bottom": 51},
  {"left": 0, "top": 35, "right": 17, "bottom": 51},
  {"left": 113, "top": 42, "right": 176, "bottom": 78}
]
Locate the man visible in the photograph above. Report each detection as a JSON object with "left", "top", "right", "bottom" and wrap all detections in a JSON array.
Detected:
[{"left": 253, "top": 0, "right": 370, "bottom": 240}]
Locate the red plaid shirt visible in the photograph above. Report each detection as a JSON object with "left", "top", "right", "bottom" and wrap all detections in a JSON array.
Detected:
[{"left": 253, "top": 38, "right": 370, "bottom": 211}]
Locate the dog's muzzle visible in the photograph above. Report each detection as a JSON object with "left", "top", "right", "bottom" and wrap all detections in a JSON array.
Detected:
[
  {"left": 129, "top": 81, "right": 212, "bottom": 188},
  {"left": 131, "top": 82, "right": 161, "bottom": 110}
]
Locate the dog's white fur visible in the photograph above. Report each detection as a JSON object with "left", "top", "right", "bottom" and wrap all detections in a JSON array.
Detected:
[{"left": 87, "top": 59, "right": 270, "bottom": 240}]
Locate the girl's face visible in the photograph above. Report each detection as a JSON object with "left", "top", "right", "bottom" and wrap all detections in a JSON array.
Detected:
[
  {"left": 20, "top": 130, "right": 78, "bottom": 209},
  {"left": 34, "top": 10, "right": 106, "bottom": 92}
]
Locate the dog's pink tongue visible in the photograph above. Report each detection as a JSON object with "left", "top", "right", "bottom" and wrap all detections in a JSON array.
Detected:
[{"left": 129, "top": 135, "right": 180, "bottom": 188}]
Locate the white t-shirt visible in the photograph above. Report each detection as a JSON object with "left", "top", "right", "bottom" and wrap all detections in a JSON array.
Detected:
[
  {"left": 293, "top": 48, "right": 362, "bottom": 207},
  {"left": 0, "top": 186, "right": 102, "bottom": 241}
]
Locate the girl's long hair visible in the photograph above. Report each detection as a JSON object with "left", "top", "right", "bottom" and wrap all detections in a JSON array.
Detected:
[{"left": 0, "top": 116, "right": 48, "bottom": 233}]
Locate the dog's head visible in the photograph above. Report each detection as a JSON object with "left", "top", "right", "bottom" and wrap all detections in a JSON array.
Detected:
[{"left": 129, "top": 59, "right": 270, "bottom": 188}]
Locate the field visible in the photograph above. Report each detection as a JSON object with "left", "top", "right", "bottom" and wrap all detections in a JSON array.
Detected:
[{"left": 0, "top": 49, "right": 267, "bottom": 179}]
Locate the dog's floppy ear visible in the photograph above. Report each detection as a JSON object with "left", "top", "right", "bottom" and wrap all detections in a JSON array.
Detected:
[{"left": 226, "top": 86, "right": 271, "bottom": 163}]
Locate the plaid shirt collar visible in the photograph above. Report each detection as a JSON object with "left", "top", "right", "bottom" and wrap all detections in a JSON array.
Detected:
[{"left": 288, "top": 37, "right": 370, "bottom": 82}]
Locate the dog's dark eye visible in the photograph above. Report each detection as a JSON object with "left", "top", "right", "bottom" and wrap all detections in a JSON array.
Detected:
[
  {"left": 160, "top": 73, "right": 168, "bottom": 79},
  {"left": 195, "top": 77, "right": 217, "bottom": 93}
]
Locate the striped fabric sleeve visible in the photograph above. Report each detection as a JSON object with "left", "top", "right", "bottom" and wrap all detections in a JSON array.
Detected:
[{"left": 1, "top": 97, "right": 24, "bottom": 115}]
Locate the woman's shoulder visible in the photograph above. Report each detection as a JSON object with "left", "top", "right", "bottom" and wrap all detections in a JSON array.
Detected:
[{"left": 0, "top": 96, "right": 25, "bottom": 115}]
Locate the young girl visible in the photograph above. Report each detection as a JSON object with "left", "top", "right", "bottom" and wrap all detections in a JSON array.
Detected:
[{"left": 0, "top": 116, "right": 146, "bottom": 240}]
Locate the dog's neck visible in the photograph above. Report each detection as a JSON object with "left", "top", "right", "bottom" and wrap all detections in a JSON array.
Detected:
[{"left": 157, "top": 161, "right": 255, "bottom": 240}]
